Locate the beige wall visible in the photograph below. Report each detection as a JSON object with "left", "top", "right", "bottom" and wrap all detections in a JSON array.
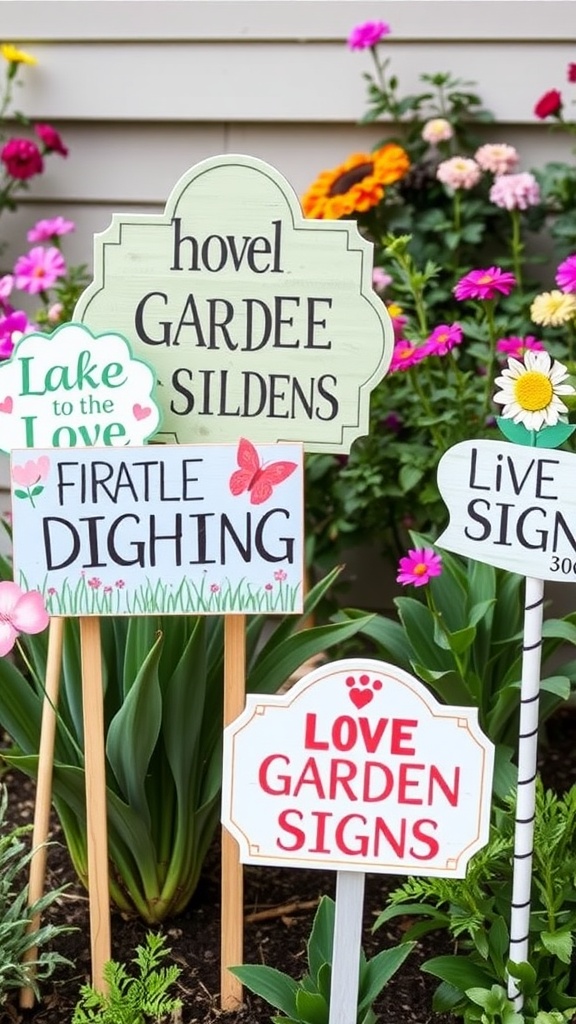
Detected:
[{"left": 1, "top": 0, "right": 575, "bottom": 271}]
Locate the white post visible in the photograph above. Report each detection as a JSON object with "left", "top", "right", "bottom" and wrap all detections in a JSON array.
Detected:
[
  {"left": 329, "top": 871, "right": 366, "bottom": 1024},
  {"left": 507, "top": 575, "right": 544, "bottom": 1007}
]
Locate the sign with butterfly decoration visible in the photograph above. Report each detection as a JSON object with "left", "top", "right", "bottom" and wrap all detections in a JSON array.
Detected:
[{"left": 10, "top": 438, "right": 304, "bottom": 616}]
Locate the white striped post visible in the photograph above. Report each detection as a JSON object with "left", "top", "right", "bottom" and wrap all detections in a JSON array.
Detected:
[{"left": 507, "top": 575, "right": 545, "bottom": 1008}]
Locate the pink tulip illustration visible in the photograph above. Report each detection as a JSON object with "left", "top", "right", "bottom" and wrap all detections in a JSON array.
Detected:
[
  {"left": 0, "top": 581, "right": 50, "bottom": 656},
  {"left": 12, "top": 455, "right": 50, "bottom": 508}
]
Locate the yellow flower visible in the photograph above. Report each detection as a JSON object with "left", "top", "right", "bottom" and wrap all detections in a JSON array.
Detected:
[
  {"left": 530, "top": 290, "right": 576, "bottom": 327},
  {"left": 301, "top": 144, "right": 410, "bottom": 220},
  {"left": 493, "top": 350, "right": 575, "bottom": 430}
]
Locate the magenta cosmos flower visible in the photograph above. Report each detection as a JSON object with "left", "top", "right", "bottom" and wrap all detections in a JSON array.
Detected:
[
  {"left": 348, "top": 20, "right": 390, "bottom": 50},
  {"left": 0, "top": 581, "right": 49, "bottom": 656},
  {"left": 0, "top": 310, "right": 31, "bottom": 359},
  {"left": 556, "top": 254, "right": 576, "bottom": 293},
  {"left": 423, "top": 323, "right": 463, "bottom": 357},
  {"left": 496, "top": 335, "right": 545, "bottom": 360},
  {"left": 14, "top": 246, "right": 66, "bottom": 294},
  {"left": 454, "top": 267, "right": 517, "bottom": 301},
  {"left": 397, "top": 548, "right": 442, "bottom": 588},
  {"left": 27, "top": 216, "right": 75, "bottom": 243},
  {"left": 389, "top": 340, "right": 427, "bottom": 372}
]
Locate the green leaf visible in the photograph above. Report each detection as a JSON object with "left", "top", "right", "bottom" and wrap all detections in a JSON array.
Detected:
[
  {"left": 307, "top": 897, "right": 335, "bottom": 986},
  {"left": 496, "top": 417, "right": 576, "bottom": 449},
  {"left": 422, "top": 955, "right": 493, "bottom": 991},
  {"left": 357, "top": 943, "right": 415, "bottom": 1015},
  {"left": 540, "top": 929, "right": 573, "bottom": 964},
  {"left": 295, "top": 988, "right": 329, "bottom": 1024},
  {"left": 228, "top": 965, "right": 299, "bottom": 1017}
]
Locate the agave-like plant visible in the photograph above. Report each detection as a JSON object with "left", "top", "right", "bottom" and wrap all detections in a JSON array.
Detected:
[{"left": 0, "top": 563, "right": 374, "bottom": 922}]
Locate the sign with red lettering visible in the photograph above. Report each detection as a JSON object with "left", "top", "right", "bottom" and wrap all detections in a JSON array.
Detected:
[
  {"left": 74, "top": 154, "right": 393, "bottom": 453},
  {"left": 222, "top": 658, "right": 493, "bottom": 876},
  {"left": 437, "top": 438, "right": 576, "bottom": 581}
]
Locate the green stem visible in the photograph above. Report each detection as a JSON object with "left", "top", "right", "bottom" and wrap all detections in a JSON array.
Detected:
[
  {"left": 510, "top": 209, "right": 524, "bottom": 291},
  {"left": 482, "top": 300, "right": 498, "bottom": 421},
  {"left": 409, "top": 367, "right": 445, "bottom": 448}
]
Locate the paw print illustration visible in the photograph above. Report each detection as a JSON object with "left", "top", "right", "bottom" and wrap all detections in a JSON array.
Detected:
[{"left": 345, "top": 673, "right": 383, "bottom": 709}]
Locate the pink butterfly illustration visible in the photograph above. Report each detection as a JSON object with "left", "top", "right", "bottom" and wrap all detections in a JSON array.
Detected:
[{"left": 229, "top": 438, "right": 297, "bottom": 505}]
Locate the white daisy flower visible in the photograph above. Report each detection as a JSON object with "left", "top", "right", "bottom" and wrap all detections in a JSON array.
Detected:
[{"left": 493, "top": 350, "right": 575, "bottom": 431}]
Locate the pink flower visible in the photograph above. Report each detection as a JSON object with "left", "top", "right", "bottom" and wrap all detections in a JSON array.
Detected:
[
  {"left": 115, "top": 580, "right": 125, "bottom": 589},
  {"left": 421, "top": 118, "right": 453, "bottom": 145},
  {"left": 0, "top": 581, "right": 49, "bottom": 656},
  {"left": 397, "top": 548, "right": 442, "bottom": 588},
  {"left": 569, "top": 63, "right": 576, "bottom": 84},
  {"left": 47, "top": 587, "right": 57, "bottom": 596},
  {"left": 372, "top": 267, "right": 392, "bottom": 290},
  {"left": 34, "top": 122, "right": 68, "bottom": 156},
  {"left": 27, "top": 217, "right": 75, "bottom": 242},
  {"left": 454, "top": 267, "right": 517, "bottom": 301},
  {"left": 496, "top": 335, "right": 545, "bottom": 359},
  {"left": 47, "top": 302, "right": 63, "bottom": 323},
  {"left": 1, "top": 138, "right": 43, "bottom": 180},
  {"left": 534, "top": 89, "right": 563, "bottom": 119},
  {"left": 12, "top": 456, "right": 50, "bottom": 488},
  {"left": 0, "top": 310, "right": 32, "bottom": 358},
  {"left": 436, "top": 157, "right": 482, "bottom": 190},
  {"left": 389, "top": 340, "right": 427, "bottom": 372},
  {"left": 274, "top": 569, "right": 287, "bottom": 582},
  {"left": 423, "top": 323, "right": 463, "bottom": 356},
  {"left": 556, "top": 254, "right": 576, "bottom": 293},
  {"left": 474, "top": 143, "right": 519, "bottom": 176},
  {"left": 489, "top": 172, "right": 540, "bottom": 211},
  {"left": 210, "top": 583, "right": 220, "bottom": 593},
  {"left": 0, "top": 275, "right": 13, "bottom": 300},
  {"left": 87, "top": 577, "right": 101, "bottom": 589},
  {"left": 104, "top": 586, "right": 112, "bottom": 594},
  {"left": 14, "top": 246, "right": 66, "bottom": 294},
  {"left": 348, "top": 20, "right": 390, "bottom": 50},
  {"left": 265, "top": 583, "right": 273, "bottom": 591}
]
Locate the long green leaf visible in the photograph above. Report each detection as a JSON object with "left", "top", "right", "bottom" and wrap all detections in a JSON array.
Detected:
[
  {"left": 307, "top": 896, "right": 335, "bottom": 986},
  {"left": 228, "top": 965, "right": 299, "bottom": 1017},
  {"left": 357, "top": 942, "right": 415, "bottom": 1014}
]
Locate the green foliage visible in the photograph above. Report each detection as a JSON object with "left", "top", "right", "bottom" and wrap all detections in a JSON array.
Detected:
[
  {"left": 72, "top": 932, "right": 181, "bottom": 1024},
  {"left": 0, "top": 563, "right": 375, "bottom": 922},
  {"left": 338, "top": 532, "right": 576, "bottom": 792},
  {"left": 0, "top": 783, "right": 73, "bottom": 1004},
  {"left": 229, "top": 894, "right": 414, "bottom": 1024},
  {"left": 373, "top": 781, "right": 576, "bottom": 1023}
]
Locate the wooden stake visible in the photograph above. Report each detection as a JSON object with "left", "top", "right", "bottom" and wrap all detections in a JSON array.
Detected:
[
  {"left": 220, "top": 614, "right": 246, "bottom": 1010},
  {"left": 80, "top": 616, "right": 111, "bottom": 992},
  {"left": 19, "top": 617, "right": 65, "bottom": 1010}
]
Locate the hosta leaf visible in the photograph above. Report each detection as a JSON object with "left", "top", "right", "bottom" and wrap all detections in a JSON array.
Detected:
[{"left": 228, "top": 965, "right": 299, "bottom": 1017}]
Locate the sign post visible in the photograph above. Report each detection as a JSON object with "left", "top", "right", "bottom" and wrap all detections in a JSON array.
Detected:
[
  {"left": 75, "top": 152, "right": 395, "bottom": 1008},
  {"left": 222, "top": 657, "right": 494, "bottom": 1022}
]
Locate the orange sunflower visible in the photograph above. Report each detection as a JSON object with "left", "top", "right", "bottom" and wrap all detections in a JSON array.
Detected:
[{"left": 301, "top": 143, "right": 410, "bottom": 219}]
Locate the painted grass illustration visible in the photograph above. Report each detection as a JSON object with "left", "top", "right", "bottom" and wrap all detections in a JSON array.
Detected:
[{"left": 17, "top": 569, "right": 302, "bottom": 616}]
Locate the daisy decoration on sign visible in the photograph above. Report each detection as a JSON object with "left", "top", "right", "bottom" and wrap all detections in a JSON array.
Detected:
[{"left": 494, "top": 349, "right": 576, "bottom": 447}]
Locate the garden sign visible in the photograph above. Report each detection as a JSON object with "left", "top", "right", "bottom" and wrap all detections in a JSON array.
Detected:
[
  {"left": 223, "top": 658, "right": 494, "bottom": 1024},
  {"left": 73, "top": 153, "right": 395, "bottom": 1008}
]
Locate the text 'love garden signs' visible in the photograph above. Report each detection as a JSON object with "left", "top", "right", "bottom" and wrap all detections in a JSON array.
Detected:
[
  {"left": 0, "top": 322, "right": 160, "bottom": 450},
  {"left": 10, "top": 438, "right": 304, "bottom": 615},
  {"left": 222, "top": 658, "right": 494, "bottom": 877},
  {"left": 437, "top": 438, "right": 576, "bottom": 580},
  {"left": 74, "top": 154, "right": 393, "bottom": 452}
]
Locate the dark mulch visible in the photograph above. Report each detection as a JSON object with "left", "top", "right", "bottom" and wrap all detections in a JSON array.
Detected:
[{"left": 1, "top": 705, "right": 575, "bottom": 1024}]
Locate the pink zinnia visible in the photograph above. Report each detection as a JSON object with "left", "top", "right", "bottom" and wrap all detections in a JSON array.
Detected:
[
  {"left": 474, "top": 143, "right": 519, "bottom": 176},
  {"left": 27, "top": 217, "right": 75, "bottom": 242},
  {"left": 436, "top": 156, "right": 482, "bottom": 191},
  {"left": 496, "top": 335, "right": 545, "bottom": 359},
  {"left": 489, "top": 172, "right": 540, "bottom": 211},
  {"left": 1, "top": 137, "right": 43, "bottom": 180},
  {"left": 34, "top": 122, "right": 68, "bottom": 156},
  {"left": 421, "top": 118, "right": 453, "bottom": 145},
  {"left": 556, "top": 254, "right": 576, "bottom": 293},
  {"left": 348, "top": 20, "right": 390, "bottom": 50},
  {"left": 389, "top": 340, "right": 427, "bottom": 372},
  {"left": 0, "top": 310, "right": 31, "bottom": 359},
  {"left": 14, "top": 246, "right": 66, "bottom": 294},
  {"left": 454, "top": 267, "right": 517, "bottom": 301},
  {"left": 397, "top": 548, "right": 442, "bottom": 588},
  {"left": 423, "top": 323, "right": 463, "bottom": 356}
]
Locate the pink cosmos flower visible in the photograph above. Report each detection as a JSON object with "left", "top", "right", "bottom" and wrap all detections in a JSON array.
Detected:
[
  {"left": 14, "top": 246, "right": 66, "bottom": 294},
  {"left": 389, "top": 340, "right": 427, "bottom": 372},
  {"left": 372, "top": 267, "right": 392, "bottom": 290},
  {"left": 454, "top": 267, "right": 517, "bottom": 301},
  {"left": 423, "top": 323, "right": 463, "bottom": 356},
  {"left": 0, "top": 310, "right": 31, "bottom": 359},
  {"left": 397, "top": 548, "right": 442, "bottom": 588},
  {"left": 34, "top": 122, "right": 68, "bottom": 156},
  {"left": 27, "top": 217, "right": 75, "bottom": 243},
  {"left": 496, "top": 335, "right": 545, "bottom": 359},
  {"left": 421, "top": 118, "right": 453, "bottom": 145},
  {"left": 436, "top": 157, "right": 482, "bottom": 190},
  {"left": 0, "top": 581, "right": 50, "bottom": 656},
  {"left": 556, "top": 254, "right": 576, "bottom": 293},
  {"left": 348, "top": 20, "right": 390, "bottom": 50},
  {"left": 12, "top": 456, "right": 50, "bottom": 488},
  {"left": 474, "top": 143, "right": 519, "bottom": 176},
  {"left": 489, "top": 172, "right": 541, "bottom": 211},
  {"left": 1, "top": 138, "right": 43, "bottom": 180}
]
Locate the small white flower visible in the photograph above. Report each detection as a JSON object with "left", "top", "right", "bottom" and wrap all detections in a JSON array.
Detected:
[{"left": 493, "top": 350, "right": 575, "bottom": 430}]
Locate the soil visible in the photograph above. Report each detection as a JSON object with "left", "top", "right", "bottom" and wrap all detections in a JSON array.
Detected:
[{"left": 1, "top": 705, "right": 575, "bottom": 1024}]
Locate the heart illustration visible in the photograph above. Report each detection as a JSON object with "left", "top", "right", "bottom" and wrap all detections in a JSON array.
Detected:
[
  {"left": 349, "top": 688, "right": 373, "bottom": 709},
  {"left": 133, "top": 403, "right": 151, "bottom": 421},
  {"left": 0, "top": 396, "right": 13, "bottom": 414}
]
